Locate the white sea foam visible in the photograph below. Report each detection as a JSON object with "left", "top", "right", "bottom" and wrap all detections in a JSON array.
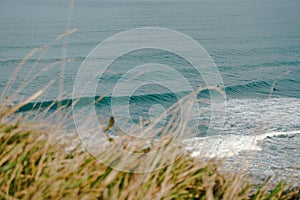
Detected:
[
  {"left": 185, "top": 130, "right": 300, "bottom": 158},
  {"left": 186, "top": 97, "right": 300, "bottom": 158}
]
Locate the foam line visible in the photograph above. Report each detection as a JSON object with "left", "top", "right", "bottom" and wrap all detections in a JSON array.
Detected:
[{"left": 254, "top": 130, "right": 300, "bottom": 141}]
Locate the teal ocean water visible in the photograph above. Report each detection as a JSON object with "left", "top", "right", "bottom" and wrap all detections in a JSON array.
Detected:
[{"left": 1, "top": 0, "right": 300, "bottom": 181}]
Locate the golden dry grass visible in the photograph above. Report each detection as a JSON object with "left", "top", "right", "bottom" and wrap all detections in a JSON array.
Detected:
[{"left": 0, "top": 105, "right": 299, "bottom": 200}]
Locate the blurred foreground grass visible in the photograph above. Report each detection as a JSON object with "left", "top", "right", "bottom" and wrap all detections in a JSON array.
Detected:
[{"left": 0, "top": 106, "right": 299, "bottom": 200}]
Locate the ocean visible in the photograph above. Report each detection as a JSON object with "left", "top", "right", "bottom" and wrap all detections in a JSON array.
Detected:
[{"left": 1, "top": 0, "right": 300, "bottom": 181}]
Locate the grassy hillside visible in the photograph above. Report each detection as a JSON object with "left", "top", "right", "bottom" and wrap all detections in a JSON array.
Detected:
[{"left": 0, "top": 106, "right": 299, "bottom": 200}]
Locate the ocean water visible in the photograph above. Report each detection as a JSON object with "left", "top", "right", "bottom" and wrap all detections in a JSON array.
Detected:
[{"left": 1, "top": 0, "right": 300, "bottom": 180}]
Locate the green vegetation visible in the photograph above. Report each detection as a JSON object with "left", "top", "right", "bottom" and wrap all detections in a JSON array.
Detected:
[{"left": 0, "top": 106, "right": 299, "bottom": 199}]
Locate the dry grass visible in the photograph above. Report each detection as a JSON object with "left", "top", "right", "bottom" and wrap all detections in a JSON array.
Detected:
[{"left": 0, "top": 105, "right": 299, "bottom": 200}]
